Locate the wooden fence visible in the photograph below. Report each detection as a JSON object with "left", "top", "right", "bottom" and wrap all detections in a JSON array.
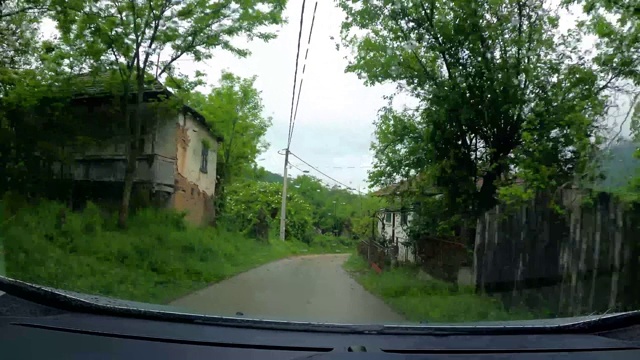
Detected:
[{"left": 474, "top": 189, "right": 640, "bottom": 317}]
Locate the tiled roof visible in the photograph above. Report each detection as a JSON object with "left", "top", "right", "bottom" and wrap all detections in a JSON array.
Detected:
[
  {"left": 71, "top": 74, "right": 223, "bottom": 142},
  {"left": 72, "top": 73, "right": 167, "bottom": 97}
]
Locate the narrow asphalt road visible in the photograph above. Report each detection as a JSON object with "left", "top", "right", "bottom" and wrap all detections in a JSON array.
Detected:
[{"left": 170, "top": 254, "right": 405, "bottom": 324}]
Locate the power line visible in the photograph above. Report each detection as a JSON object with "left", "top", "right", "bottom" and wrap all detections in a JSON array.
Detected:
[
  {"left": 289, "top": 162, "right": 348, "bottom": 189},
  {"left": 292, "top": 163, "right": 372, "bottom": 169},
  {"left": 280, "top": 1, "right": 307, "bottom": 242},
  {"left": 289, "top": 1, "right": 319, "bottom": 147},
  {"left": 287, "top": 0, "right": 307, "bottom": 149},
  {"left": 289, "top": 162, "right": 308, "bottom": 173},
  {"left": 288, "top": 151, "right": 355, "bottom": 191}
]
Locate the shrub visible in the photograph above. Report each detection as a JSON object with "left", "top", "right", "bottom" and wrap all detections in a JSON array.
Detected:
[{"left": 225, "top": 181, "right": 313, "bottom": 241}]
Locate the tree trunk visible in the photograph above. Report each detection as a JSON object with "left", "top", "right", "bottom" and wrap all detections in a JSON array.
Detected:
[
  {"left": 118, "top": 145, "right": 137, "bottom": 228},
  {"left": 118, "top": 74, "right": 144, "bottom": 228}
]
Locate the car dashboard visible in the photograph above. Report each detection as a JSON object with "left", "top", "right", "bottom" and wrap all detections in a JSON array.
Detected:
[{"left": 1, "top": 284, "right": 640, "bottom": 359}]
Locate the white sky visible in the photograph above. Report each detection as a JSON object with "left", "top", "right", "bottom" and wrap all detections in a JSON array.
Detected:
[{"left": 172, "top": 1, "right": 406, "bottom": 191}]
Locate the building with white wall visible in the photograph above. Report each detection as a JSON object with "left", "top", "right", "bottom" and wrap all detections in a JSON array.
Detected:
[{"left": 377, "top": 208, "right": 416, "bottom": 263}]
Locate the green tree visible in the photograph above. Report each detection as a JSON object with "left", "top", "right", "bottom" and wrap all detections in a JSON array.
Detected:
[
  {"left": 0, "top": 0, "right": 50, "bottom": 20},
  {"left": 288, "top": 175, "right": 380, "bottom": 238},
  {"left": 54, "top": 0, "right": 286, "bottom": 227},
  {"left": 572, "top": 0, "right": 640, "bottom": 85},
  {"left": 340, "top": 0, "right": 607, "bottom": 219},
  {"left": 225, "top": 181, "right": 312, "bottom": 241},
  {"left": 187, "top": 71, "right": 272, "bottom": 220},
  {"left": 0, "top": 1, "right": 95, "bottom": 199}
]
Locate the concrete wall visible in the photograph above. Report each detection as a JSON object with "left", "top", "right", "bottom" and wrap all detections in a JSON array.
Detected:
[
  {"left": 172, "top": 112, "right": 219, "bottom": 225},
  {"left": 154, "top": 110, "right": 179, "bottom": 159}
]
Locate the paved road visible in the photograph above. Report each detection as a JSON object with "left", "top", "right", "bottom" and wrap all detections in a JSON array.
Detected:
[{"left": 170, "top": 254, "right": 405, "bottom": 324}]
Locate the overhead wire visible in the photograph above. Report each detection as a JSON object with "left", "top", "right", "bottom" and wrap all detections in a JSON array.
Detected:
[
  {"left": 292, "top": 163, "right": 372, "bottom": 169},
  {"left": 286, "top": 0, "right": 307, "bottom": 150},
  {"left": 288, "top": 1, "right": 319, "bottom": 147},
  {"left": 289, "top": 162, "right": 308, "bottom": 174},
  {"left": 280, "top": 3, "right": 364, "bottom": 194},
  {"left": 288, "top": 151, "right": 355, "bottom": 191}
]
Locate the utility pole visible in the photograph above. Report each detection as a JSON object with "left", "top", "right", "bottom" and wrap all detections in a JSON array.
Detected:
[{"left": 279, "top": 149, "right": 289, "bottom": 241}]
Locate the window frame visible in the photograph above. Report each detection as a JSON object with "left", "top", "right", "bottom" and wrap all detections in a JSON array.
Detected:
[
  {"left": 200, "top": 144, "right": 209, "bottom": 173},
  {"left": 400, "top": 212, "right": 408, "bottom": 226}
]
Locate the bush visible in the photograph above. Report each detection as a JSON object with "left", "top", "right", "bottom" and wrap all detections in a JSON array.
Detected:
[{"left": 225, "top": 181, "right": 313, "bottom": 241}]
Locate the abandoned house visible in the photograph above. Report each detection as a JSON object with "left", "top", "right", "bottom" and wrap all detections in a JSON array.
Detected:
[{"left": 55, "top": 78, "right": 223, "bottom": 225}]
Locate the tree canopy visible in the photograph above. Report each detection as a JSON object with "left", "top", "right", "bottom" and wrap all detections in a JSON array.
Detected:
[
  {"left": 187, "top": 71, "right": 272, "bottom": 220},
  {"left": 339, "top": 0, "right": 610, "bottom": 221}
]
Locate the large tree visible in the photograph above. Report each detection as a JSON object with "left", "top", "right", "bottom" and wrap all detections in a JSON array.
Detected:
[
  {"left": 188, "top": 71, "right": 272, "bottom": 221},
  {"left": 0, "top": 0, "right": 89, "bottom": 199},
  {"left": 339, "top": 0, "right": 608, "bottom": 218},
  {"left": 54, "top": 0, "right": 286, "bottom": 227}
]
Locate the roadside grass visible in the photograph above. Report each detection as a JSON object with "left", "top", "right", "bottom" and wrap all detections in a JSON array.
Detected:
[
  {"left": 0, "top": 200, "right": 352, "bottom": 304},
  {"left": 343, "top": 254, "right": 539, "bottom": 323},
  {"left": 306, "top": 233, "right": 355, "bottom": 254}
]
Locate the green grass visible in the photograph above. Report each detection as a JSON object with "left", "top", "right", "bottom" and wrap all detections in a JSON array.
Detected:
[
  {"left": 0, "top": 200, "right": 349, "bottom": 304},
  {"left": 306, "top": 233, "right": 356, "bottom": 253},
  {"left": 343, "top": 254, "right": 539, "bottom": 323}
]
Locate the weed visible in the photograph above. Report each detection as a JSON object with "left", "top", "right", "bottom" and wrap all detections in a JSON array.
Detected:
[{"left": 343, "top": 254, "right": 537, "bottom": 323}]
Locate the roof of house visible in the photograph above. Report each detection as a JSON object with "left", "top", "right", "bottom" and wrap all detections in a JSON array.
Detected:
[
  {"left": 72, "top": 74, "right": 223, "bottom": 142},
  {"left": 374, "top": 175, "right": 527, "bottom": 198},
  {"left": 372, "top": 176, "right": 441, "bottom": 197}
]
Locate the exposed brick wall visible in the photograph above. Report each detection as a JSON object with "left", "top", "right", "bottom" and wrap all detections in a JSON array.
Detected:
[
  {"left": 173, "top": 172, "right": 214, "bottom": 225},
  {"left": 172, "top": 121, "right": 215, "bottom": 226}
]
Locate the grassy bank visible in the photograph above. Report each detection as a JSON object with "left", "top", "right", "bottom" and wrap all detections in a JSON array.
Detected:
[
  {"left": 0, "top": 200, "right": 350, "bottom": 304},
  {"left": 343, "top": 254, "right": 541, "bottom": 323}
]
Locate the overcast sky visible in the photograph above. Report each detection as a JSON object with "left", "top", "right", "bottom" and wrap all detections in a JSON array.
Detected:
[{"left": 172, "top": 1, "right": 406, "bottom": 192}]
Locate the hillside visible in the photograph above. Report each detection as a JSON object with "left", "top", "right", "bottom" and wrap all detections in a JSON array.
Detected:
[
  {"left": 259, "top": 170, "right": 284, "bottom": 184},
  {"left": 596, "top": 141, "right": 640, "bottom": 191}
]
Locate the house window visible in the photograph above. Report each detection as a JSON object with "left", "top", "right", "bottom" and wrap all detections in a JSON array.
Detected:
[
  {"left": 401, "top": 212, "right": 408, "bottom": 226},
  {"left": 385, "top": 212, "right": 392, "bottom": 223},
  {"left": 200, "top": 144, "right": 208, "bottom": 173}
]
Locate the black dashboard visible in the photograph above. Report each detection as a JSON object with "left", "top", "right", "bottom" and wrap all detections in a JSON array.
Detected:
[{"left": 2, "top": 284, "right": 640, "bottom": 359}]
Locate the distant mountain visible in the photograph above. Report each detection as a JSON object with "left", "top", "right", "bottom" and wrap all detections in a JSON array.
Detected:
[
  {"left": 260, "top": 170, "right": 284, "bottom": 184},
  {"left": 596, "top": 141, "right": 640, "bottom": 191}
]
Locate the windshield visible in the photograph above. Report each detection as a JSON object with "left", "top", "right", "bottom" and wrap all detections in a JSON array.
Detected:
[{"left": 1, "top": 0, "right": 639, "bottom": 326}]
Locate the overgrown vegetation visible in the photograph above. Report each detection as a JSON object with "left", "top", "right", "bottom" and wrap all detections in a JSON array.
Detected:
[
  {"left": 343, "top": 255, "right": 543, "bottom": 323},
  {"left": 0, "top": 200, "right": 348, "bottom": 304},
  {"left": 221, "top": 174, "right": 383, "bottom": 243}
]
